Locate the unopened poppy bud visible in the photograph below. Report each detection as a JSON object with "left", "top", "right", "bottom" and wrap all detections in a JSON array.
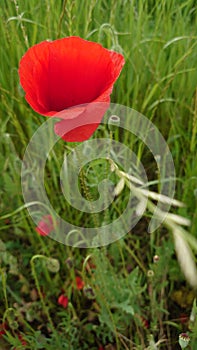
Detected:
[
  {"left": 153, "top": 255, "right": 160, "bottom": 263},
  {"left": 45, "top": 258, "right": 60, "bottom": 273},
  {"left": 179, "top": 333, "right": 190, "bottom": 348},
  {"left": 108, "top": 115, "right": 120, "bottom": 132},
  {"left": 9, "top": 320, "right": 19, "bottom": 330}
]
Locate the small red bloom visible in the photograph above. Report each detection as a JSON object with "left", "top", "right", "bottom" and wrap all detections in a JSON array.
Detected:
[
  {"left": 35, "top": 214, "right": 54, "bottom": 236},
  {"left": 75, "top": 276, "right": 85, "bottom": 290},
  {"left": 141, "top": 316, "right": 149, "bottom": 329},
  {"left": 179, "top": 313, "right": 188, "bottom": 324},
  {"left": 14, "top": 333, "right": 27, "bottom": 348},
  {"left": 18, "top": 333, "right": 27, "bottom": 346},
  {"left": 0, "top": 323, "right": 7, "bottom": 337},
  {"left": 135, "top": 314, "right": 149, "bottom": 329},
  {"left": 58, "top": 294, "right": 68, "bottom": 308},
  {"left": 19, "top": 37, "right": 125, "bottom": 142}
]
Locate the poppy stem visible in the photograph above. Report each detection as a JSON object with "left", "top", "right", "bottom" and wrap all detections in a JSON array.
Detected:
[
  {"left": 103, "top": 130, "right": 113, "bottom": 225},
  {"left": 0, "top": 267, "right": 8, "bottom": 310},
  {"left": 75, "top": 146, "right": 100, "bottom": 230},
  {"left": 30, "top": 255, "right": 62, "bottom": 346}
]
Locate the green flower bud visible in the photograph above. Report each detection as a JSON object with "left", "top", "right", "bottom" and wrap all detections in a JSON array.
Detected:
[
  {"left": 9, "top": 320, "right": 19, "bottom": 330},
  {"left": 45, "top": 258, "right": 60, "bottom": 273}
]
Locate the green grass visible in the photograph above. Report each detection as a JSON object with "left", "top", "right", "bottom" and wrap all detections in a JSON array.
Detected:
[{"left": 0, "top": 0, "right": 197, "bottom": 349}]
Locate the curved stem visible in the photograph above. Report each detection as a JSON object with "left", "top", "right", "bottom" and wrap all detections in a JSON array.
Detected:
[{"left": 30, "top": 255, "right": 61, "bottom": 346}]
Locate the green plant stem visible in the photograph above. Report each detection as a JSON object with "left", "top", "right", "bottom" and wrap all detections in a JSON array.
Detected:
[
  {"left": 75, "top": 146, "right": 100, "bottom": 229},
  {"left": 0, "top": 267, "right": 8, "bottom": 309},
  {"left": 30, "top": 255, "right": 61, "bottom": 346},
  {"left": 94, "top": 250, "right": 121, "bottom": 350},
  {"left": 124, "top": 244, "right": 147, "bottom": 274}
]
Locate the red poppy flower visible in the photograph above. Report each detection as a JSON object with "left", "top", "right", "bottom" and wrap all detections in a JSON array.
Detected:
[
  {"left": 141, "top": 316, "right": 149, "bottom": 329},
  {"left": 18, "top": 333, "right": 27, "bottom": 346},
  {"left": 58, "top": 294, "right": 69, "bottom": 308},
  {"left": 19, "top": 36, "right": 125, "bottom": 142},
  {"left": 35, "top": 214, "right": 54, "bottom": 236},
  {"left": 0, "top": 323, "right": 7, "bottom": 337},
  {"left": 179, "top": 313, "right": 188, "bottom": 324},
  {"left": 13, "top": 334, "right": 27, "bottom": 349},
  {"left": 135, "top": 314, "right": 149, "bottom": 329},
  {"left": 75, "top": 276, "right": 85, "bottom": 290}
]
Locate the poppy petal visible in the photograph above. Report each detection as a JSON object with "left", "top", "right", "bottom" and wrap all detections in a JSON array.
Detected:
[
  {"left": 54, "top": 101, "right": 109, "bottom": 142},
  {"left": 19, "top": 37, "right": 125, "bottom": 142},
  {"left": 19, "top": 41, "right": 51, "bottom": 115},
  {"left": 75, "top": 276, "right": 85, "bottom": 290},
  {"left": 58, "top": 294, "right": 68, "bottom": 308},
  {"left": 35, "top": 215, "right": 54, "bottom": 236}
]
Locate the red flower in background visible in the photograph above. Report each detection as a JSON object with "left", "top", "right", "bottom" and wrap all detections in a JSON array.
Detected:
[
  {"left": 0, "top": 323, "right": 7, "bottom": 337},
  {"left": 17, "top": 334, "right": 27, "bottom": 346},
  {"left": 13, "top": 334, "right": 27, "bottom": 349},
  {"left": 58, "top": 294, "right": 68, "bottom": 308},
  {"left": 19, "top": 37, "right": 125, "bottom": 142},
  {"left": 35, "top": 215, "right": 54, "bottom": 236},
  {"left": 75, "top": 276, "right": 85, "bottom": 290}
]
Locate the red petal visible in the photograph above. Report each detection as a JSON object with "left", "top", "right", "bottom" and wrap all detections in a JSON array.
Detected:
[
  {"left": 19, "top": 41, "right": 51, "bottom": 115},
  {"left": 46, "top": 37, "right": 124, "bottom": 112},
  {"left": 18, "top": 334, "right": 27, "bottom": 346},
  {"left": 19, "top": 37, "right": 125, "bottom": 141},
  {"left": 35, "top": 215, "right": 54, "bottom": 236},
  {"left": 0, "top": 323, "right": 7, "bottom": 337},
  {"left": 54, "top": 101, "right": 109, "bottom": 142},
  {"left": 75, "top": 276, "right": 85, "bottom": 290},
  {"left": 58, "top": 294, "right": 68, "bottom": 308}
]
